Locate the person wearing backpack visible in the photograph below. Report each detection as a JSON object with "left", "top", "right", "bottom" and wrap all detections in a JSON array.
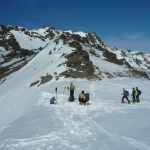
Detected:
[
  {"left": 131, "top": 87, "right": 136, "bottom": 103},
  {"left": 70, "top": 82, "right": 76, "bottom": 100},
  {"left": 121, "top": 88, "right": 130, "bottom": 104},
  {"left": 78, "top": 91, "right": 86, "bottom": 106},
  {"left": 135, "top": 87, "right": 141, "bottom": 102}
]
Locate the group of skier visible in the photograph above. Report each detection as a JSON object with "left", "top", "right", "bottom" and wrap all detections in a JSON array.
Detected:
[
  {"left": 122, "top": 87, "right": 141, "bottom": 104},
  {"left": 70, "top": 82, "right": 142, "bottom": 105},
  {"left": 69, "top": 82, "right": 88, "bottom": 106},
  {"left": 51, "top": 83, "right": 141, "bottom": 105},
  {"left": 69, "top": 82, "right": 142, "bottom": 105}
]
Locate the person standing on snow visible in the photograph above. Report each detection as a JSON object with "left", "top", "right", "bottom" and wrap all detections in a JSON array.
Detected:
[
  {"left": 131, "top": 87, "right": 136, "bottom": 103},
  {"left": 135, "top": 87, "right": 141, "bottom": 102},
  {"left": 122, "top": 88, "right": 130, "bottom": 104},
  {"left": 70, "top": 82, "right": 76, "bottom": 100}
]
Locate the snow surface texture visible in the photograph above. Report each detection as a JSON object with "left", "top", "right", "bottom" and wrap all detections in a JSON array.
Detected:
[{"left": 0, "top": 77, "right": 150, "bottom": 150}]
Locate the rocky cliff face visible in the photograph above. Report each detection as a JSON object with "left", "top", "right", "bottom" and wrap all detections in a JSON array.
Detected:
[{"left": 0, "top": 24, "right": 150, "bottom": 84}]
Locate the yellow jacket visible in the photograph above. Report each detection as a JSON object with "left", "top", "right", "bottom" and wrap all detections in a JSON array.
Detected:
[{"left": 79, "top": 93, "right": 86, "bottom": 100}]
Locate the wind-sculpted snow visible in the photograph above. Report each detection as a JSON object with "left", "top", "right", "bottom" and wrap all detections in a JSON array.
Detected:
[{"left": 0, "top": 78, "right": 150, "bottom": 150}]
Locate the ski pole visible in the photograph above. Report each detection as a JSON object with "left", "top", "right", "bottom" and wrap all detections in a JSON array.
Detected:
[
  {"left": 67, "top": 87, "right": 69, "bottom": 96},
  {"left": 63, "top": 87, "right": 66, "bottom": 95},
  {"left": 55, "top": 87, "right": 57, "bottom": 102}
]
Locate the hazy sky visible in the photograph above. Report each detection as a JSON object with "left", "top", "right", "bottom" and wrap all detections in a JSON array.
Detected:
[{"left": 0, "top": 0, "right": 150, "bottom": 53}]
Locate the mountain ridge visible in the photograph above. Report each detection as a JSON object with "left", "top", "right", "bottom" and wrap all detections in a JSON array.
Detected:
[{"left": 0, "top": 24, "right": 150, "bottom": 85}]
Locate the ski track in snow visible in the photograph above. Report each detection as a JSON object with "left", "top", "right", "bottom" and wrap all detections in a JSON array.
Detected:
[
  {"left": 0, "top": 81, "right": 150, "bottom": 150},
  {"left": 93, "top": 121, "right": 150, "bottom": 150}
]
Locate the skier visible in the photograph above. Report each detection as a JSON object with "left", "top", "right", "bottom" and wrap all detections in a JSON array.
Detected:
[
  {"left": 121, "top": 88, "right": 130, "bottom": 104},
  {"left": 131, "top": 87, "right": 136, "bottom": 103},
  {"left": 135, "top": 87, "right": 141, "bottom": 102},
  {"left": 78, "top": 91, "right": 86, "bottom": 106},
  {"left": 70, "top": 82, "right": 76, "bottom": 101}
]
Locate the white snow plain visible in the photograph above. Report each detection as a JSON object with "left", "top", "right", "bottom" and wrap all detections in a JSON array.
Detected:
[{"left": 0, "top": 77, "right": 150, "bottom": 150}]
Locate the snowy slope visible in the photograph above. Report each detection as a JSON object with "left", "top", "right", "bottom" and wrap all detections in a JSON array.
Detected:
[
  {"left": 0, "top": 77, "right": 150, "bottom": 150},
  {"left": 0, "top": 37, "right": 150, "bottom": 149}
]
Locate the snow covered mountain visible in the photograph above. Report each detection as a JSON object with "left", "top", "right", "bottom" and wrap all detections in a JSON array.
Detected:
[
  {"left": 0, "top": 24, "right": 150, "bottom": 150},
  {"left": 0, "top": 24, "right": 150, "bottom": 85}
]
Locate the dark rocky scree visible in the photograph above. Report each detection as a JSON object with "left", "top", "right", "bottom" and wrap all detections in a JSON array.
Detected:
[
  {"left": 30, "top": 74, "right": 53, "bottom": 87},
  {"left": 128, "top": 69, "right": 149, "bottom": 79},
  {"left": 103, "top": 49, "right": 131, "bottom": 68},
  {"left": 114, "top": 69, "right": 149, "bottom": 80},
  {"left": 0, "top": 60, "right": 28, "bottom": 81},
  {"left": 58, "top": 42, "right": 95, "bottom": 79},
  {"left": 54, "top": 31, "right": 106, "bottom": 51}
]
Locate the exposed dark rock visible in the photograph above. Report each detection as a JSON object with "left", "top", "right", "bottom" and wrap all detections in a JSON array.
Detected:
[
  {"left": 134, "top": 58, "right": 141, "bottom": 66},
  {"left": 54, "top": 34, "right": 66, "bottom": 44},
  {"left": 86, "top": 33, "right": 96, "bottom": 43},
  {"left": 69, "top": 41, "right": 82, "bottom": 50},
  {"left": 128, "top": 69, "right": 149, "bottom": 79},
  {"left": 30, "top": 80, "right": 40, "bottom": 87},
  {"left": 89, "top": 49, "right": 100, "bottom": 57},
  {"left": 103, "top": 50, "right": 124, "bottom": 65},
  {"left": 59, "top": 49, "right": 94, "bottom": 79},
  {"left": 71, "top": 34, "right": 82, "bottom": 42},
  {"left": 124, "top": 61, "right": 131, "bottom": 68},
  {"left": 40, "top": 74, "right": 53, "bottom": 85},
  {"left": 0, "top": 60, "right": 29, "bottom": 80}
]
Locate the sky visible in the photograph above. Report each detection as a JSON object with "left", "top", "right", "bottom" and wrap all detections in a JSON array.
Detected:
[{"left": 0, "top": 0, "right": 150, "bottom": 53}]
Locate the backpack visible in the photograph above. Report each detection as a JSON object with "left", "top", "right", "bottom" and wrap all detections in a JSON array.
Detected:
[
  {"left": 85, "top": 93, "right": 90, "bottom": 102},
  {"left": 125, "top": 90, "right": 129, "bottom": 96},
  {"left": 50, "top": 97, "right": 56, "bottom": 104},
  {"left": 127, "top": 91, "right": 129, "bottom": 96},
  {"left": 138, "top": 90, "right": 141, "bottom": 95}
]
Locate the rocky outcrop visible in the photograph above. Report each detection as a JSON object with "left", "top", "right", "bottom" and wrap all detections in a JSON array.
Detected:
[
  {"left": 58, "top": 49, "right": 95, "bottom": 79},
  {"left": 30, "top": 74, "right": 53, "bottom": 87},
  {"left": 103, "top": 49, "right": 131, "bottom": 68},
  {"left": 69, "top": 41, "right": 82, "bottom": 50}
]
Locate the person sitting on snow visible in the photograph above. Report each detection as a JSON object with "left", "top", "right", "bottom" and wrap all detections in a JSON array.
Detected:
[{"left": 78, "top": 91, "right": 86, "bottom": 106}]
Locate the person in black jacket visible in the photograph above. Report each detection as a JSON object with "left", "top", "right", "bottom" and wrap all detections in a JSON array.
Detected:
[{"left": 131, "top": 87, "right": 136, "bottom": 103}]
